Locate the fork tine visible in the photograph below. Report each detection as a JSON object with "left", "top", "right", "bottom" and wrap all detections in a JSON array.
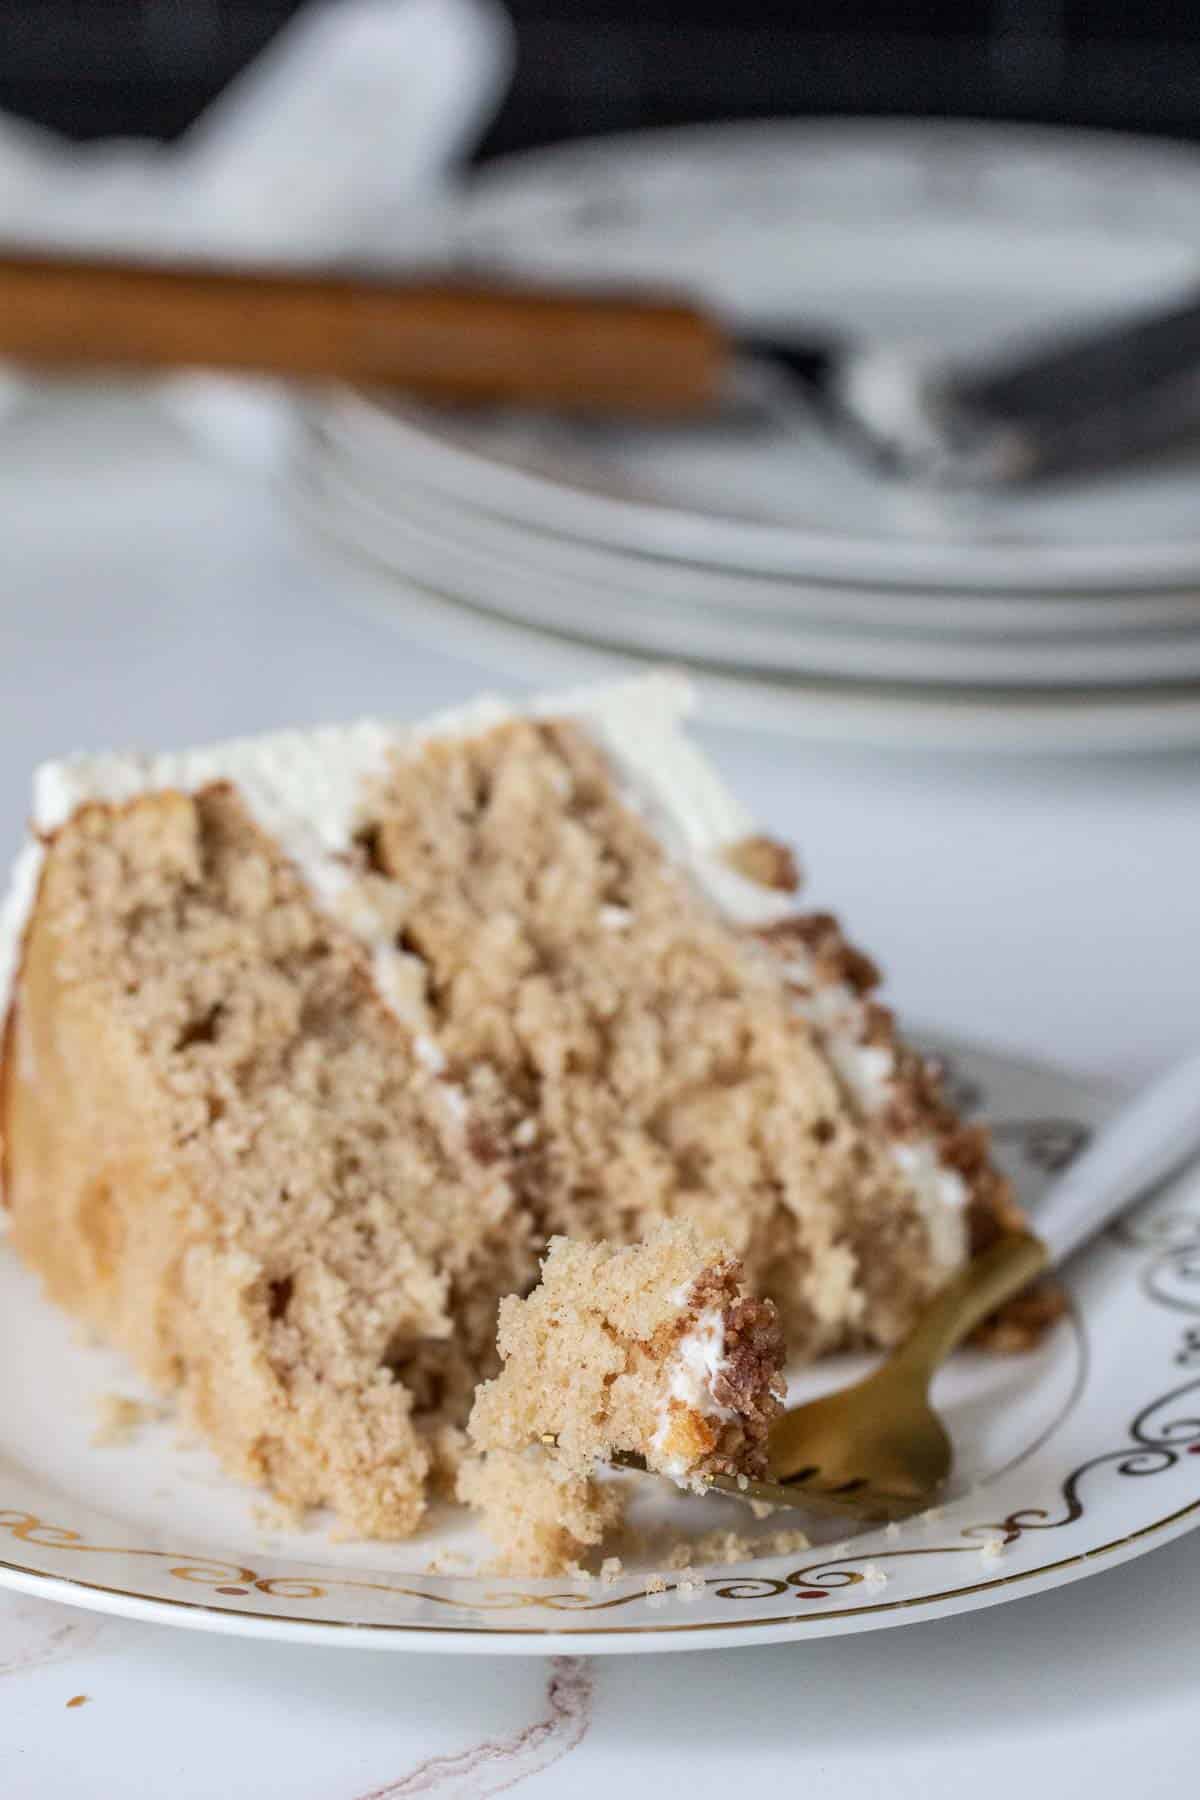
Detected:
[
  {"left": 689, "top": 1466, "right": 924, "bottom": 1521},
  {"left": 550, "top": 1441, "right": 926, "bottom": 1521}
]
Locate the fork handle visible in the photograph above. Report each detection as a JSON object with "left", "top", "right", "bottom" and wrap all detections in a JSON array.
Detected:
[
  {"left": 1035, "top": 1047, "right": 1200, "bottom": 1266},
  {"left": 0, "top": 249, "right": 726, "bottom": 415},
  {"left": 891, "top": 1231, "right": 1049, "bottom": 1375}
]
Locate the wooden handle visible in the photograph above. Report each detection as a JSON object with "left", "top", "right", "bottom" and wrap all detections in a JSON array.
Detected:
[{"left": 0, "top": 250, "right": 727, "bottom": 415}]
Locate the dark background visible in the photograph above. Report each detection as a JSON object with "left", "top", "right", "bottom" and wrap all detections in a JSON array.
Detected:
[{"left": 2, "top": 1, "right": 1199, "bottom": 156}]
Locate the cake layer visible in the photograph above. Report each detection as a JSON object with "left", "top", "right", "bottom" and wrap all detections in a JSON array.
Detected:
[{"left": 4, "top": 786, "right": 532, "bottom": 1533}]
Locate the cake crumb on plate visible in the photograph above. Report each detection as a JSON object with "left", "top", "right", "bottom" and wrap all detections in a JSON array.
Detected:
[{"left": 90, "top": 1393, "right": 167, "bottom": 1448}]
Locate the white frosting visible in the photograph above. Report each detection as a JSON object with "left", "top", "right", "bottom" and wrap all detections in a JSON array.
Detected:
[
  {"left": 33, "top": 720, "right": 394, "bottom": 862},
  {"left": 412, "top": 1035, "right": 447, "bottom": 1075},
  {"left": 438, "top": 1083, "right": 469, "bottom": 1124},
  {"left": 650, "top": 1302, "right": 736, "bottom": 1481},
  {"left": 0, "top": 841, "right": 45, "bottom": 1047},
  {"left": 777, "top": 952, "right": 898, "bottom": 1111},
  {"left": 0, "top": 671, "right": 967, "bottom": 1270},
  {"left": 776, "top": 943, "right": 968, "bottom": 1271},
  {"left": 891, "top": 1140, "right": 969, "bottom": 1271}
]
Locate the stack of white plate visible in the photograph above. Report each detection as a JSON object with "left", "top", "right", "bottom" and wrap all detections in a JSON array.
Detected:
[{"left": 296, "top": 119, "right": 1200, "bottom": 753}]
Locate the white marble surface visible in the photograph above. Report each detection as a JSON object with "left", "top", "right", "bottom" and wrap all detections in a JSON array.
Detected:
[{"left": 1, "top": 386, "right": 1198, "bottom": 1793}]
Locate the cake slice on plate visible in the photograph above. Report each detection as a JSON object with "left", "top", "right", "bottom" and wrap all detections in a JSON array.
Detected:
[{"left": 0, "top": 676, "right": 1022, "bottom": 1542}]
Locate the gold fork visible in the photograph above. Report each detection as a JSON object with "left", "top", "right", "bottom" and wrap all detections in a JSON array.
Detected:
[{"left": 612, "top": 1049, "right": 1200, "bottom": 1522}]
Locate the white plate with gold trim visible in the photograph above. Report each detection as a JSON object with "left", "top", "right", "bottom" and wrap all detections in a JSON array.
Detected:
[
  {"left": 297, "top": 442, "right": 1200, "bottom": 689},
  {"left": 301, "top": 521, "right": 1200, "bottom": 756},
  {"left": 1, "top": 1037, "right": 1199, "bottom": 1654}
]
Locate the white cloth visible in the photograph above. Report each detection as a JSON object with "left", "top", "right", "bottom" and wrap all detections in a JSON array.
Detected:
[
  {"left": 0, "top": 0, "right": 514, "bottom": 457},
  {"left": 0, "top": 0, "right": 512, "bottom": 261}
]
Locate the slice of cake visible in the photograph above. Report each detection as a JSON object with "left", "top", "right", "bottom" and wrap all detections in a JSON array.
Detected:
[
  {"left": 467, "top": 1226, "right": 786, "bottom": 1485},
  {"left": 0, "top": 675, "right": 1022, "bottom": 1540}
]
